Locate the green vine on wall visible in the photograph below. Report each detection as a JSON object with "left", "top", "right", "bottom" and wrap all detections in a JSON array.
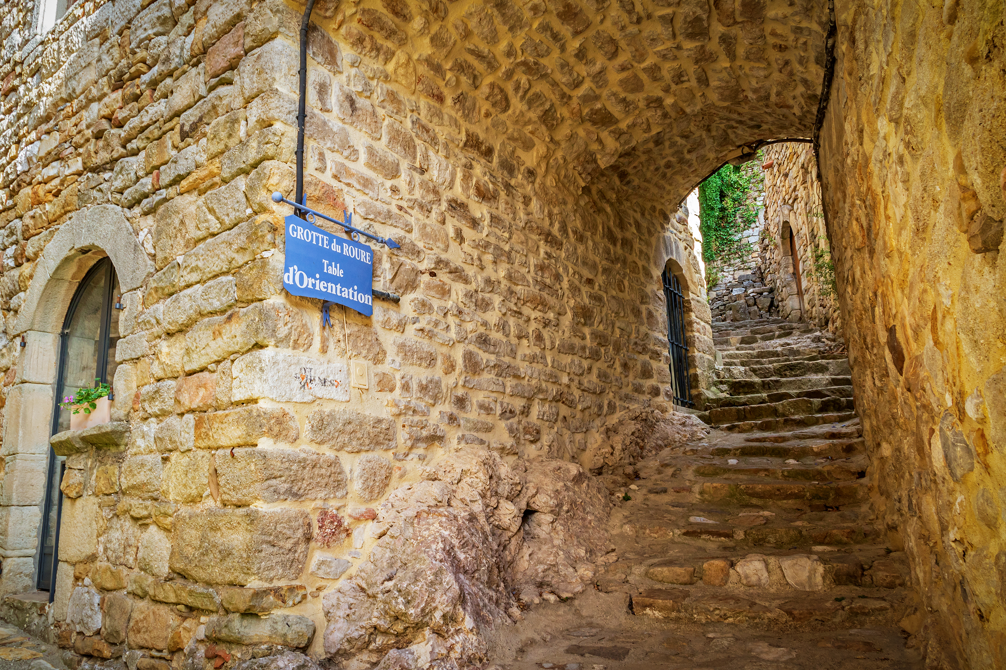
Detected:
[
  {"left": 807, "top": 236, "right": 838, "bottom": 300},
  {"left": 698, "top": 161, "right": 763, "bottom": 288}
]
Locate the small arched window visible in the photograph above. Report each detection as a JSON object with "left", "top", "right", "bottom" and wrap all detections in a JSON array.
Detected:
[{"left": 37, "top": 258, "right": 120, "bottom": 592}]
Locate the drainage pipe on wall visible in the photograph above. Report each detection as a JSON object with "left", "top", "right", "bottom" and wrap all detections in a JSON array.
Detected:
[{"left": 294, "top": 0, "right": 317, "bottom": 219}]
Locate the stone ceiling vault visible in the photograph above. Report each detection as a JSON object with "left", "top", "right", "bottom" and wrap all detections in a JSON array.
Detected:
[{"left": 325, "top": 0, "right": 830, "bottom": 217}]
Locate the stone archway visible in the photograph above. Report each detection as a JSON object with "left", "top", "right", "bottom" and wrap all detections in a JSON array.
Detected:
[
  {"left": 0, "top": 205, "right": 151, "bottom": 598},
  {"left": 778, "top": 219, "right": 805, "bottom": 321}
]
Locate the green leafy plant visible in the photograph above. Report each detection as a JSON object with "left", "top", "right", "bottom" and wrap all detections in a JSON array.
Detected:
[
  {"left": 807, "top": 237, "right": 837, "bottom": 300},
  {"left": 60, "top": 378, "right": 111, "bottom": 415},
  {"left": 698, "top": 162, "right": 763, "bottom": 287}
]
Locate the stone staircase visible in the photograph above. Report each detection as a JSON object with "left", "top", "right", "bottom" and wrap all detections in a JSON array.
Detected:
[
  {"left": 700, "top": 318, "right": 857, "bottom": 432},
  {"left": 487, "top": 318, "right": 921, "bottom": 668}
]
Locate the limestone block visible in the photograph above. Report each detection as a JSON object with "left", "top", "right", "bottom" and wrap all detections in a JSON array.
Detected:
[
  {"left": 311, "top": 554, "right": 351, "bottom": 580},
  {"left": 734, "top": 556, "right": 770, "bottom": 588},
  {"left": 205, "top": 613, "right": 314, "bottom": 648},
  {"left": 170, "top": 508, "right": 312, "bottom": 584},
  {"left": 91, "top": 562, "right": 126, "bottom": 591},
  {"left": 61, "top": 468, "right": 85, "bottom": 499},
  {"left": 137, "top": 525, "right": 171, "bottom": 577},
  {"left": 58, "top": 496, "right": 99, "bottom": 563},
  {"left": 216, "top": 448, "right": 347, "bottom": 505},
  {"left": 220, "top": 126, "right": 296, "bottom": 182},
  {"left": 205, "top": 0, "right": 252, "bottom": 45},
  {"left": 306, "top": 409, "right": 396, "bottom": 452},
  {"left": 127, "top": 601, "right": 181, "bottom": 650},
  {"left": 232, "top": 350, "right": 349, "bottom": 403},
  {"left": 353, "top": 454, "right": 393, "bottom": 501},
  {"left": 67, "top": 586, "right": 102, "bottom": 636},
  {"left": 204, "top": 178, "right": 251, "bottom": 231},
  {"left": 646, "top": 564, "right": 695, "bottom": 585},
  {"left": 0, "top": 456, "right": 47, "bottom": 506},
  {"left": 218, "top": 585, "right": 307, "bottom": 613},
  {"left": 121, "top": 455, "right": 163, "bottom": 498},
  {"left": 161, "top": 450, "right": 209, "bottom": 502},
  {"left": 175, "top": 373, "right": 217, "bottom": 413},
  {"left": 15, "top": 331, "right": 58, "bottom": 384},
  {"left": 177, "top": 218, "right": 282, "bottom": 294},
  {"left": 132, "top": 0, "right": 176, "bottom": 45},
  {"left": 193, "top": 406, "right": 299, "bottom": 448},
  {"left": 778, "top": 555, "right": 825, "bottom": 591},
  {"left": 102, "top": 593, "right": 132, "bottom": 644},
  {"left": 50, "top": 430, "right": 87, "bottom": 457},
  {"left": 94, "top": 465, "right": 119, "bottom": 495},
  {"left": 3, "top": 383, "right": 54, "bottom": 457},
  {"left": 702, "top": 559, "right": 731, "bottom": 586},
  {"left": 78, "top": 422, "right": 130, "bottom": 450},
  {"left": 149, "top": 580, "right": 221, "bottom": 611},
  {"left": 103, "top": 515, "right": 141, "bottom": 568},
  {"left": 155, "top": 414, "right": 195, "bottom": 452},
  {"left": 52, "top": 562, "right": 74, "bottom": 622},
  {"left": 140, "top": 380, "right": 177, "bottom": 417}
]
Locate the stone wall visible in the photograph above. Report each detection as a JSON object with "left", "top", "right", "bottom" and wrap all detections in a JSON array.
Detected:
[
  {"left": 820, "top": 1, "right": 1006, "bottom": 666},
  {"left": 0, "top": 0, "right": 833, "bottom": 666},
  {"left": 704, "top": 161, "right": 779, "bottom": 323},
  {"left": 761, "top": 142, "right": 840, "bottom": 332}
]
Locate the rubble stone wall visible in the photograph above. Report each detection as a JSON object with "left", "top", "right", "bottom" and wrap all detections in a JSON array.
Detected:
[
  {"left": 0, "top": 0, "right": 827, "bottom": 666},
  {"left": 761, "top": 142, "right": 840, "bottom": 332},
  {"left": 820, "top": 1, "right": 1006, "bottom": 666}
]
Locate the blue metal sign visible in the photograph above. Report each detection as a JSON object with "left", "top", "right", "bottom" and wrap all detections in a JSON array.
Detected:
[{"left": 283, "top": 214, "right": 374, "bottom": 317}]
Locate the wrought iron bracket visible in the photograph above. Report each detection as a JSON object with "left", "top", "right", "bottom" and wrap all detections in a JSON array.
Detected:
[{"left": 271, "top": 193, "right": 401, "bottom": 249}]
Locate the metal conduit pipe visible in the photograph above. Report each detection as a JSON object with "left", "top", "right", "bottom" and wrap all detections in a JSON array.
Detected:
[{"left": 294, "top": 0, "right": 317, "bottom": 218}]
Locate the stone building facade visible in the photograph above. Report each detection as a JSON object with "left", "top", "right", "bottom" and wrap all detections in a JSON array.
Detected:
[
  {"left": 0, "top": 0, "right": 1003, "bottom": 667},
  {"left": 761, "top": 142, "right": 840, "bottom": 332},
  {"left": 0, "top": 0, "right": 725, "bottom": 665}
]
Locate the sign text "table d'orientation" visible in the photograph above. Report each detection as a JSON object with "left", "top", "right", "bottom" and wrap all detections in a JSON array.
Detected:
[{"left": 283, "top": 214, "right": 374, "bottom": 317}]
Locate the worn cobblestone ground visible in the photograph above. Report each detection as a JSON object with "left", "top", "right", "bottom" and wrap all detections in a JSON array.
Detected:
[{"left": 0, "top": 622, "right": 61, "bottom": 670}]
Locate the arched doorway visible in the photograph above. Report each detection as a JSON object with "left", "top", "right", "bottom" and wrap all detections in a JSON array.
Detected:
[
  {"left": 661, "top": 262, "right": 693, "bottom": 408},
  {"left": 36, "top": 258, "right": 121, "bottom": 593}
]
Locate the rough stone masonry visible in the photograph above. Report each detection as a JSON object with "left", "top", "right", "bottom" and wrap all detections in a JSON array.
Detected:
[{"left": 0, "top": 0, "right": 1002, "bottom": 668}]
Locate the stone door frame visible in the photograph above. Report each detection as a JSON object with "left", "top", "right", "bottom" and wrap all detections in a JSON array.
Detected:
[{"left": 0, "top": 205, "right": 151, "bottom": 598}]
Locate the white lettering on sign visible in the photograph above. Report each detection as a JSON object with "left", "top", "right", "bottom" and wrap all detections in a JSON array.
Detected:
[
  {"left": 284, "top": 265, "right": 373, "bottom": 306},
  {"left": 322, "top": 259, "right": 344, "bottom": 277}
]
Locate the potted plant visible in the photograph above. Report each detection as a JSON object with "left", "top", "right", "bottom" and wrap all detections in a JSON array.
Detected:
[{"left": 61, "top": 379, "right": 112, "bottom": 431}]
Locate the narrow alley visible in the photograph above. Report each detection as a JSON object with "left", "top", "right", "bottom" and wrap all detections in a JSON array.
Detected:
[{"left": 487, "top": 318, "right": 920, "bottom": 669}]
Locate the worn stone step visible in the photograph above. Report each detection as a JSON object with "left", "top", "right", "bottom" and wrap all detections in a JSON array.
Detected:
[
  {"left": 709, "top": 438, "right": 866, "bottom": 459},
  {"left": 636, "top": 550, "right": 907, "bottom": 591},
  {"left": 709, "top": 397, "right": 856, "bottom": 425},
  {"left": 699, "top": 480, "right": 867, "bottom": 506},
  {"left": 631, "top": 584, "right": 907, "bottom": 629},
  {"left": 741, "top": 424, "right": 862, "bottom": 444},
  {"left": 720, "top": 349, "right": 844, "bottom": 364},
  {"left": 717, "top": 412, "right": 859, "bottom": 433},
  {"left": 718, "top": 359, "right": 852, "bottom": 381},
  {"left": 713, "top": 328, "right": 819, "bottom": 347},
  {"left": 627, "top": 518, "right": 880, "bottom": 548},
  {"left": 691, "top": 461, "right": 866, "bottom": 482},
  {"left": 704, "top": 386, "right": 855, "bottom": 410},
  {"left": 724, "top": 376, "right": 853, "bottom": 395}
]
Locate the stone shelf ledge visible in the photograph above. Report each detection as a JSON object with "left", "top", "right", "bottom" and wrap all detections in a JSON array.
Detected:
[{"left": 50, "top": 422, "right": 130, "bottom": 456}]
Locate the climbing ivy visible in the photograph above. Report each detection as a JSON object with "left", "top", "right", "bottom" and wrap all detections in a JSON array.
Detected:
[
  {"left": 808, "top": 237, "right": 838, "bottom": 300},
  {"left": 698, "top": 161, "right": 763, "bottom": 287}
]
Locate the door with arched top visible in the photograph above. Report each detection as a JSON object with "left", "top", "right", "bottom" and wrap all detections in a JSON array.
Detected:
[
  {"left": 661, "top": 266, "right": 693, "bottom": 407},
  {"left": 37, "top": 258, "right": 120, "bottom": 593}
]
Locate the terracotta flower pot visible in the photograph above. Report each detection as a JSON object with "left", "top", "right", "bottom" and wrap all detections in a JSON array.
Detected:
[{"left": 69, "top": 396, "right": 111, "bottom": 431}]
